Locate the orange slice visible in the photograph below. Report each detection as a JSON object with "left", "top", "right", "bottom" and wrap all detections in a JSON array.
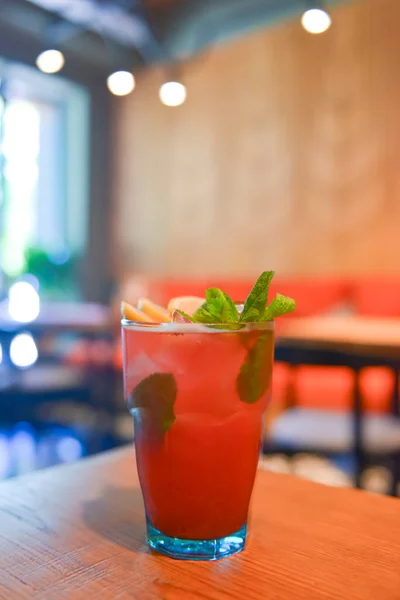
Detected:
[
  {"left": 137, "top": 298, "right": 172, "bottom": 323},
  {"left": 168, "top": 296, "right": 205, "bottom": 316},
  {"left": 121, "top": 301, "right": 149, "bottom": 322}
]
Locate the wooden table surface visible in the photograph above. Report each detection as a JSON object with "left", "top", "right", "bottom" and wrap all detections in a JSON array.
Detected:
[
  {"left": 279, "top": 315, "right": 400, "bottom": 359},
  {"left": 1, "top": 448, "right": 400, "bottom": 600}
]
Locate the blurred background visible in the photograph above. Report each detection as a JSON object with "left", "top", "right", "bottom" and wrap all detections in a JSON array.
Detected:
[{"left": 0, "top": 0, "right": 400, "bottom": 495}]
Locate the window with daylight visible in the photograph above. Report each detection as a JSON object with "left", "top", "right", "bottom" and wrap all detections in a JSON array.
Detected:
[{"left": 0, "top": 59, "right": 90, "bottom": 299}]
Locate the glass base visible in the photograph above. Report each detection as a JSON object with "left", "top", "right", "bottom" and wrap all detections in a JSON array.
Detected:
[{"left": 146, "top": 520, "right": 247, "bottom": 561}]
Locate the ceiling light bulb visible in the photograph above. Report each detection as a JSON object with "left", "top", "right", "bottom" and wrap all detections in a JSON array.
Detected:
[
  {"left": 36, "top": 49, "right": 65, "bottom": 74},
  {"left": 107, "top": 71, "right": 135, "bottom": 96},
  {"left": 301, "top": 8, "right": 331, "bottom": 34},
  {"left": 159, "top": 81, "right": 187, "bottom": 107}
]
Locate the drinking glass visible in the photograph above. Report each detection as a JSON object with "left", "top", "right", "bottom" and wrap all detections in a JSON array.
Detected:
[{"left": 121, "top": 320, "right": 274, "bottom": 561}]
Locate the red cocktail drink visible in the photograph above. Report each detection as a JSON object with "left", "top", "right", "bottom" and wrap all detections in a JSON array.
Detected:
[{"left": 122, "top": 321, "right": 274, "bottom": 560}]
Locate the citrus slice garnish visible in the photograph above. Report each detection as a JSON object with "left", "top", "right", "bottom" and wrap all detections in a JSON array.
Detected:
[
  {"left": 167, "top": 296, "right": 205, "bottom": 316},
  {"left": 137, "top": 298, "right": 172, "bottom": 323},
  {"left": 121, "top": 301, "right": 149, "bottom": 322}
]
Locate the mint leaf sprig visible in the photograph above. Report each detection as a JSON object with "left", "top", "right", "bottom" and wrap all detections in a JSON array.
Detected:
[
  {"left": 240, "top": 271, "right": 275, "bottom": 322},
  {"left": 236, "top": 332, "right": 273, "bottom": 404},
  {"left": 192, "top": 288, "right": 239, "bottom": 323},
  {"left": 129, "top": 373, "right": 176, "bottom": 434},
  {"left": 263, "top": 292, "right": 296, "bottom": 320},
  {"left": 185, "top": 271, "right": 296, "bottom": 405},
  {"left": 129, "top": 272, "right": 296, "bottom": 433},
  {"left": 185, "top": 271, "right": 295, "bottom": 324}
]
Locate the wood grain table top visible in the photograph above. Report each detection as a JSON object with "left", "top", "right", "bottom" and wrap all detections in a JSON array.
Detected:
[
  {"left": 1, "top": 448, "right": 400, "bottom": 600},
  {"left": 279, "top": 315, "right": 400, "bottom": 359}
]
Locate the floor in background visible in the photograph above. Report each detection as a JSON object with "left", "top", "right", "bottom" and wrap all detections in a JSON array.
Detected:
[
  {"left": 1, "top": 419, "right": 397, "bottom": 497},
  {"left": 0, "top": 422, "right": 126, "bottom": 480},
  {"left": 259, "top": 454, "right": 399, "bottom": 496}
]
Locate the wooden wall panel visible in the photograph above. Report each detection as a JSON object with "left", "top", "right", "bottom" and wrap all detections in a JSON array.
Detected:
[{"left": 113, "top": 0, "right": 400, "bottom": 279}]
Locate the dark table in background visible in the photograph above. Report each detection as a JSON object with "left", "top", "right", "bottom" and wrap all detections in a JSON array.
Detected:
[
  {"left": 275, "top": 315, "right": 400, "bottom": 490},
  {"left": 0, "top": 301, "right": 117, "bottom": 449},
  {"left": 277, "top": 315, "right": 400, "bottom": 361},
  {"left": 0, "top": 300, "right": 112, "bottom": 335}
]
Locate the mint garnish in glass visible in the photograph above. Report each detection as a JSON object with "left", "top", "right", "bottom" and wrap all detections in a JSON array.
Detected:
[
  {"left": 129, "top": 373, "right": 177, "bottom": 433},
  {"left": 190, "top": 271, "right": 295, "bottom": 324},
  {"left": 188, "top": 271, "right": 296, "bottom": 404},
  {"left": 129, "top": 271, "right": 295, "bottom": 428}
]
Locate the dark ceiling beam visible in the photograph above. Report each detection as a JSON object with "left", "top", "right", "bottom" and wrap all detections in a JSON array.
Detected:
[
  {"left": 44, "top": 18, "right": 83, "bottom": 46},
  {"left": 157, "top": 0, "right": 345, "bottom": 61},
  {"left": 0, "top": 0, "right": 138, "bottom": 73},
  {"left": 24, "top": 0, "right": 150, "bottom": 47},
  {"left": 18, "top": 0, "right": 166, "bottom": 65},
  {"left": 0, "top": 19, "right": 108, "bottom": 82},
  {"left": 0, "top": 0, "right": 351, "bottom": 73}
]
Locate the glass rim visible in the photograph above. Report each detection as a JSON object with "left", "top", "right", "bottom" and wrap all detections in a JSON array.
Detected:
[{"left": 121, "top": 319, "right": 275, "bottom": 333}]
